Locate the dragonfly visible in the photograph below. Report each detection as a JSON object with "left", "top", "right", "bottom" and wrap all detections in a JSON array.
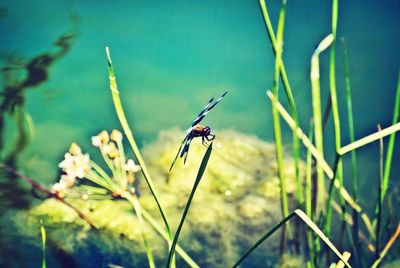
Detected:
[{"left": 169, "top": 91, "right": 228, "bottom": 171}]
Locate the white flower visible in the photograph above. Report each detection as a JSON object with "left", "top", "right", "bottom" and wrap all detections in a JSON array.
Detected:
[
  {"left": 51, "top": 182, "right": 66, "bottom": 193},
  {"left": 59, "top": 153, "right": 74, "bottom": 170},
  {"left": 58, "top": 152, "right": 91, "bottom": 179},
  {"left": 74, "top": 153, "right": 91, "bottom": 178},
  {"left": 91, "top": 136, "right": 102, "bottom": 147},
  {"left": 69, "top": 143, "right": 82, "bottom": 155},
  {"left": 125, "top": 159, "right": 141, "bottom": 173},
  {"left": 103, "top": 142, "right": 119, "bottom": 158},
  {"left": 60, "top": 173, "right": 76, "bottom": 188},
  {"left": 110, "top": 129, "right": 123, "bottom": 142}
]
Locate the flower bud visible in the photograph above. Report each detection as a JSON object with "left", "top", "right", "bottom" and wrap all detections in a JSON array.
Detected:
[
  {"left": 69, "top": 143, "right": 82, "bottom": 155},
  {"left": 98, "top": 130, "right": 110, "bottom": 144},
  {"left": 110, "top": 129, "right": 123, "bottom": 142}
]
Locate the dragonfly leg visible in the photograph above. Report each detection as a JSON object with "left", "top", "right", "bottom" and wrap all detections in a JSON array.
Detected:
[
  {"left": 206, "top": 134, "right": 215, "bottom": 141},
  {"left": 201, "top": 134, "right": 215, "bottom": 147},
  {"left": 202, "top": 136, "right": 209, "bottom": 147}
]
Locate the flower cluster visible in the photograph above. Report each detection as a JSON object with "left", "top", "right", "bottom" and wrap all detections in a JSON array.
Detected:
[
  {"left": 51, "top": 130, "right": 141, "bottom": 199},
  {"left": 52, "top": 143, "right": 91, "bottom": 194}
]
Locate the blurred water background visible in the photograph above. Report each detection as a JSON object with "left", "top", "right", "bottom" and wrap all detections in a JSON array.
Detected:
[{"left": 0, "top": 0, "right": 399, "bottom": 267}]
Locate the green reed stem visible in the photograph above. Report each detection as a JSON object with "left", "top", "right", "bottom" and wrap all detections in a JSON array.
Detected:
[
  {"left": 375, "top": 125, "right": 383, "bottom": 260},
  {"left": 305, "top": 122, "right": 316, "bottom": 266},
  {"left": 341, "top": 38, "right": 358, "bottom": 202},
  {"left": 259, "top": 0, "right": 303, "bottom": 206},
  {"left": 105, "top": 47, "right": 174, "bottom": 264},
  {"left": 265, "top": 1, "right": 291, "bottom": 248},
  {"left": 341, "top": 37, "right": 361, "bottom": 267},
  {"left": 231, "top": 209, "right": 351, "bottom": 268},
  {"left": 330, "top": 0, "right": 340, "bottom": 153},
  {"left": 326, "top": 0, "right": 346, "bottom": 240},
  {"left": 381, "top": 72, "right": 400, "bottom": 200},
  {"left": 166, "top": 142, "right": 213, "bottom": 268},
  {"left": 124, "top": 193, "right": 155, "bottom": 268},
  {"left": 311, "top": 34, "right": 334, "bottom": 211},
  {"left": 40, "top": 220, "right": 47, "bottom": 268},
  {"left": 325, "top": 154, "right": 341, "bottom": 235}
]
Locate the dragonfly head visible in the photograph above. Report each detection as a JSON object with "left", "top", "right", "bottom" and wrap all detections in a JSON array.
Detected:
[{"left": 202, "top": 126, "right": 211, "bottom": 136}]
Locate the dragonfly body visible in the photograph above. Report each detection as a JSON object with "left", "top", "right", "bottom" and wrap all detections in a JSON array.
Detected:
[
  {"left": 191, "top": 124, "right": 214, "bottom": 142},
  {"left": 169, "top": 91, "right": 227, "bottom": 171}
]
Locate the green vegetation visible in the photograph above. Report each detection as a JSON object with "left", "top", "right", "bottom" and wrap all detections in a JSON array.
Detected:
[
  {"left": 255, "top": 0, "right": 400, "bottom": 267},
  {"left": 1, "top": 0, "right": 399, "bottom": 267},
  {"left": 40, "top": 221, "right": 46, "bottom": 268}
]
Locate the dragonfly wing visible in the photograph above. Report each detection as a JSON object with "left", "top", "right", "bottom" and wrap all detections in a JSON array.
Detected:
[
  {"left": 204, "top": 91, "right": 228, "bottom": 112},
  {"left": 197, "top": 97, "right": 214, "bottom": 117},
  {"left": 192, "top": 114, "right": 206, "bottom": 126},
  {"left": 191, "top": 91, "right": 228, "bottom": 126},
  {"left": 169, "top": 134, "right": 189, "bottom": 172},
  {"left": 182, "top": 135, "right": 194, "bottom": 164}
]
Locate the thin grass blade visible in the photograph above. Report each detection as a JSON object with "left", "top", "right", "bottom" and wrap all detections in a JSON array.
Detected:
[
  {"left": 375, "top": 125, "right": 384, "bottom": 260},
  {"left": 341, "top": 37, "right": 362, "bottom": 266},
  {"left": 166, "top": 142, "right": 213, "bottom": 268},
  {"left": 266, "top": 0, "right": 291, "bottom": 250},
  {"left": 40, "top": 220, "right": 47, "bottom": 268},
  {"left": 105, "top": 47, "right": 174, "bottom": 264}
]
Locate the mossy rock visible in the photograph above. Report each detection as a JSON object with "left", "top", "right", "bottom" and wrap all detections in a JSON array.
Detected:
[{"left": 12, "top": 129, "right": 305, "bottom": 267}]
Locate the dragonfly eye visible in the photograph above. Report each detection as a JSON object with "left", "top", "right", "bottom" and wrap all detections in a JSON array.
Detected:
[{"left": 203, "top": 126, "right": 211, "bottom": 134}]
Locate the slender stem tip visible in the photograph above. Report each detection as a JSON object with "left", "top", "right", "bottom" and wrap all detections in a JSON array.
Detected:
[
  {"left": 105, "top": 46, "right": 112, "bottom": 65},
  {"left": 316, "top": 34, "right": 334, "bottom": 53}
]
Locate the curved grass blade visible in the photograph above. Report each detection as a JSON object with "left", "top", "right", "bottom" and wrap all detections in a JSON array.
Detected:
[
  {"left": 105, "top": 47, "right": 175, "bottom": 265},
  {"left": 166, "top": 142, "right": 213, "bottom": 268},
  {"left": 231, "top": 209, "right": 351, "bottom": 268},
  {"left": 310, "top": 34, "right": 334, "bottom": 210}
]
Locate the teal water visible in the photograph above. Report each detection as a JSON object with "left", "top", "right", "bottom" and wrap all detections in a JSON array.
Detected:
[{"left": 0, "top": 0, "right": 399, "bottom": 267}]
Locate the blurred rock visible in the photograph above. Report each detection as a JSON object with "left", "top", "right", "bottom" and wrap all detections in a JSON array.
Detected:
[{"left": 11, "top": 129, "right": 305, "bottom": 267}]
